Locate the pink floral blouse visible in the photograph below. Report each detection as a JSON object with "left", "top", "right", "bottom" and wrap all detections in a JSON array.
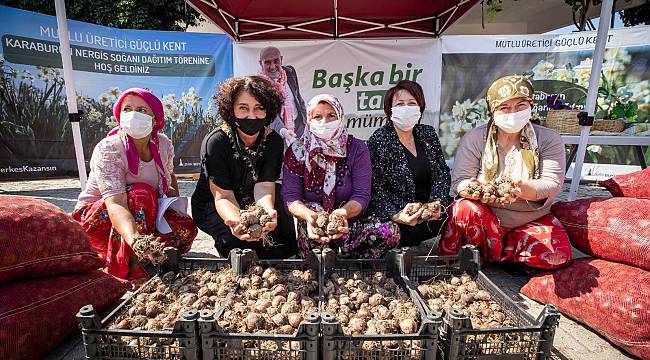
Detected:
[{"left": 76, "top": 133, "right": 174, "bottom": 208}]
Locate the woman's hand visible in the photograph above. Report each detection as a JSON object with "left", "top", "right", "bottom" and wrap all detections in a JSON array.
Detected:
[
  {"left": 166, "top": 186, "right": 180, "bottom": 197},
  {"left": 123, "top": 233, "right": 138, "bottom": 248},
  {"left": 417, "top": 201, "right": 442, "bottom": 223},
  {"left": 480, "top": 192, "right": 498, "bottom": 204},
  {"left": 168, "top": 173, "right": 180, "bottom": 197},
  {"left": 459, "top": 177, "right": 482, "bottom": 201},
  {"left": 105, "top": 193, "right": 141, "bottom": 247},
  {"left": 261, "top": 208, "right": 278, "bottom": 233},
  {"left": 500, "top": 180, "right": 523, "bottom": 204},
  {"left": 328, "top": 208, "right": 349, "bottom": 241},
  {"left": 304, "top": 212, "right": 329, "bottom": 244},
  {"left": 392, "top": 203, "right": 423, "bottom": 226},
  {"left": 224, "top": 219, "right": 255, "bottom": 241},
  {"left": 279, "top": 128, "right": 297, "bottom": 146}
]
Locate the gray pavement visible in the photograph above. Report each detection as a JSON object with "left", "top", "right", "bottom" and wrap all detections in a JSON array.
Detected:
[{"left": 0, "top": 177, "right": 634, "bottom": 359}]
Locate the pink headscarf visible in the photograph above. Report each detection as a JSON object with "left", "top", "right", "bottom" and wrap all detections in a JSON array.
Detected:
[
  {"left": 108, "top": 88, "right": 168, "bottom": 194},
  {"left": 259, "top": 66, "right": 294, "bottom": 134}
]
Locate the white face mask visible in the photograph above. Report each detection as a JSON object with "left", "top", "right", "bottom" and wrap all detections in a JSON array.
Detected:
[
  {"left": 310, "top": 119, "right": 342, "bottom": 140},
  {"left": 493, "top": 108, "right": 531, "bottom": 134},
  {"left": 391, "top": 105, "right": 421, "bottom": 131},
  {"left": 120, "top": 111, "right": 153, "bottom": 139}
]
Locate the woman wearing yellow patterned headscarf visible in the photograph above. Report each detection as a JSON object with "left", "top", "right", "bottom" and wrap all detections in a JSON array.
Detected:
[{"left": 439, "top": 74, "right": 571, "bottom": 270}]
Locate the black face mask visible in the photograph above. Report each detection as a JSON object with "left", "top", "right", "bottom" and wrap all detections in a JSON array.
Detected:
[{"left": 234, "top": 117, "right": 265, "bottom": 136}]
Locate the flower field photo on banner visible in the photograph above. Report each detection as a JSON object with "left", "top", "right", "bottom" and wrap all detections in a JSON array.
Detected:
[
  {"left": 0, "top": 5, "right": 233, "bottom": 180},
  {"left": 0, "top": 61, "right": 222, "bottom": 173},
  {"left": 1, "top": 60, "right": 71, "bottom": 161},
  {"left": 529, "top": 48, "right": 648, "bottom": 124},
  {"left": 160, "top": 87, "right": 221, "bottom": 169},
  {"left": 439, "top": 41, "right": 650, "bottom": 163}
]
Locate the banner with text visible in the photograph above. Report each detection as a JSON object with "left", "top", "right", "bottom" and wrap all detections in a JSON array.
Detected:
[
  {"left": 438, "top": 26, "right": 650, "bottom": 162},
  {"left": 0, "top": 5, "right": 233, "bottom": 179},
  {"left": 234, "top": 39, "right": 440, "bottom": 140}
]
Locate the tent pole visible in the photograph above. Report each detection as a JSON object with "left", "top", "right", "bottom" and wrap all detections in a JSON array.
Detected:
[
  {"left": 54, "top": 0, "right": 87, "bottom": 190},
  {"left": 568, "top": 0, "right": 614, "bottom": 201},
  {"left": 432, "top": 38, "right": 443, "bottom": 132},
  {"left": 334, "top": 0, "right": 338, "bottom": 38}
]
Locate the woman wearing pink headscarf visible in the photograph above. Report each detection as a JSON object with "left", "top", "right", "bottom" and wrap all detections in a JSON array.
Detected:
[{"left": 73, "top": 88, "right": 197, "bottom": 280}]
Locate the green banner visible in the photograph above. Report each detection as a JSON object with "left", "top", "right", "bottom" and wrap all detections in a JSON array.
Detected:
[{"left": 2, "top": 35, "right": 215, "bottom": 77}]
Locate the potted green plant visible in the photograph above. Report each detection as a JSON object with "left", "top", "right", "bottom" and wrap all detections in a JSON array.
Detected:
[{"left": 595, "top": 71, "right": 637, "bottom": 132}]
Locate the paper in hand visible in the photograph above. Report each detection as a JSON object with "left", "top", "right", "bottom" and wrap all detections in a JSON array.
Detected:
[{"left": 156, "top": 196, "right": 188, "bottom": 234}]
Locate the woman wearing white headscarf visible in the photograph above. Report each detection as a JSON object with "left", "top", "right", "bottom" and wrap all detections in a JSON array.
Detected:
[{"left": 283, "top": 94, "right": 399, "bottom": 259}]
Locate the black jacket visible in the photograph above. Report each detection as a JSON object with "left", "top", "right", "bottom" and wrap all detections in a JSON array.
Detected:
[{"left": 366, "top": 123, "right": 451, "bottom": 221}]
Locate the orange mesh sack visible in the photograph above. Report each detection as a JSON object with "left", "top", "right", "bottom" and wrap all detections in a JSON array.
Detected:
[
  {"left": 552, "top": 197, "right": 650, "bottom": 271},
  {"left": 521, "top": 258, "right": 650, "bottom": 359},
  {"left": 0, "top": 196, "right": 102, "bottom": 283},
  {"left": 600, "top": 167, "right": 650, "bottom": 199}
]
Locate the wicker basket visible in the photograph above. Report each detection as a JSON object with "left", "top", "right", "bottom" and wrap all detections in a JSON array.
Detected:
[
  {"left": 592, "top": 118, "right": 626, "bottom": 132},
  {"left": 546, "top": 110, "right": 626, "bottom": 135},
  {"left": 545, "top": 109, "right": 583, "bottom": 134},
  {"left": 544, "top": 87, "right": 626, "bottom": 134}
]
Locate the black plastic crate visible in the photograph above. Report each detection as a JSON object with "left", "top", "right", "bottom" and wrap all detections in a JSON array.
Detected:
[
  {"left": 198, "top": 248, "right": 323, "bottom": 360},
  {"left": 77, "top": 249, "right": 234, "bottom": 360},
  {"left": 320, "top": 248, "right": 441, "bottom": 360},
  {"left": 406, "top": 246, "right": 561, "bottom": 360},
  {"left": 78, "top": 306, "right": 200, "bottom": 360}
]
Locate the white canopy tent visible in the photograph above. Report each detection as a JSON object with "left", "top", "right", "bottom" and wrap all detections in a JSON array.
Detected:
[{"left": 190, "top": 0, "right": 644, "bottom": 199}]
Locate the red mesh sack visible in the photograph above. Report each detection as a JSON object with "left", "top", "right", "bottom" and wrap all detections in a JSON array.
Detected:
[
  {"left": 0, "top": 196, "right": 102, "bottom": 283},
  {"left": 521, "top": 258, "right": 650, "bottom": 359},
  {"left": 600, "top": 167, "right": 650, "bottom": 199},
  {"left": 0, "top": 270, "right": 130, "bottom": 360},
  {"left": 552, "top": 197, "right": 650, "bottom": 271}
]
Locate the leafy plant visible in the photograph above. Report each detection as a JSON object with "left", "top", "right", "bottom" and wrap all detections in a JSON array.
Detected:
[
  {"left": 438, "top": 98, "right": 489, "bottom": 157},
  {"left": 587, "top": 144, "right": 649, "bottom": 165},
  {"left": 620, "top": 1, "right": 650, "bottom": 26},
  {"left": 484, "top": 0, "right": 504, "bottom": 23},
  {"left": 597, "top": 71, "right": 639, "bottom": 122}
]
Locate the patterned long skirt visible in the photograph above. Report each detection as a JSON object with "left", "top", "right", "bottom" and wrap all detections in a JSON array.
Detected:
[
  {"left": 439, "top": 199, "right": 571, "bottom": 269},
  {"left": 296, "top": 202, "right": 400, "bottom": 259},
  {"left": 72, "top": 183, "right": 197, "bottom": 279}
]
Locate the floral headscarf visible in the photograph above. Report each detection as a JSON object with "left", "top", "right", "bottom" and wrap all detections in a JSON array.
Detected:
[
  {"left": 482, "top": 75, "right": 540, "bottom": 181},
  {"left": 284, "top": 94, "right": 349, "bottom": 211}
]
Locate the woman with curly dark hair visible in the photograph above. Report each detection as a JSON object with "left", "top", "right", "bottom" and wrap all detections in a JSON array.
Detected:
[{"left": 191, "top": 76, "right": 297, "bottom": 258}]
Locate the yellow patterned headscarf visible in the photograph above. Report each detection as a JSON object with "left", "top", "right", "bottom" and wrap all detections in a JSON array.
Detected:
[
  {"left": 486, "top": 74, "right": 534, "bottom": 113},
  {"left": 482, "top": 75, "right": 539, "bottom": 182}
]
